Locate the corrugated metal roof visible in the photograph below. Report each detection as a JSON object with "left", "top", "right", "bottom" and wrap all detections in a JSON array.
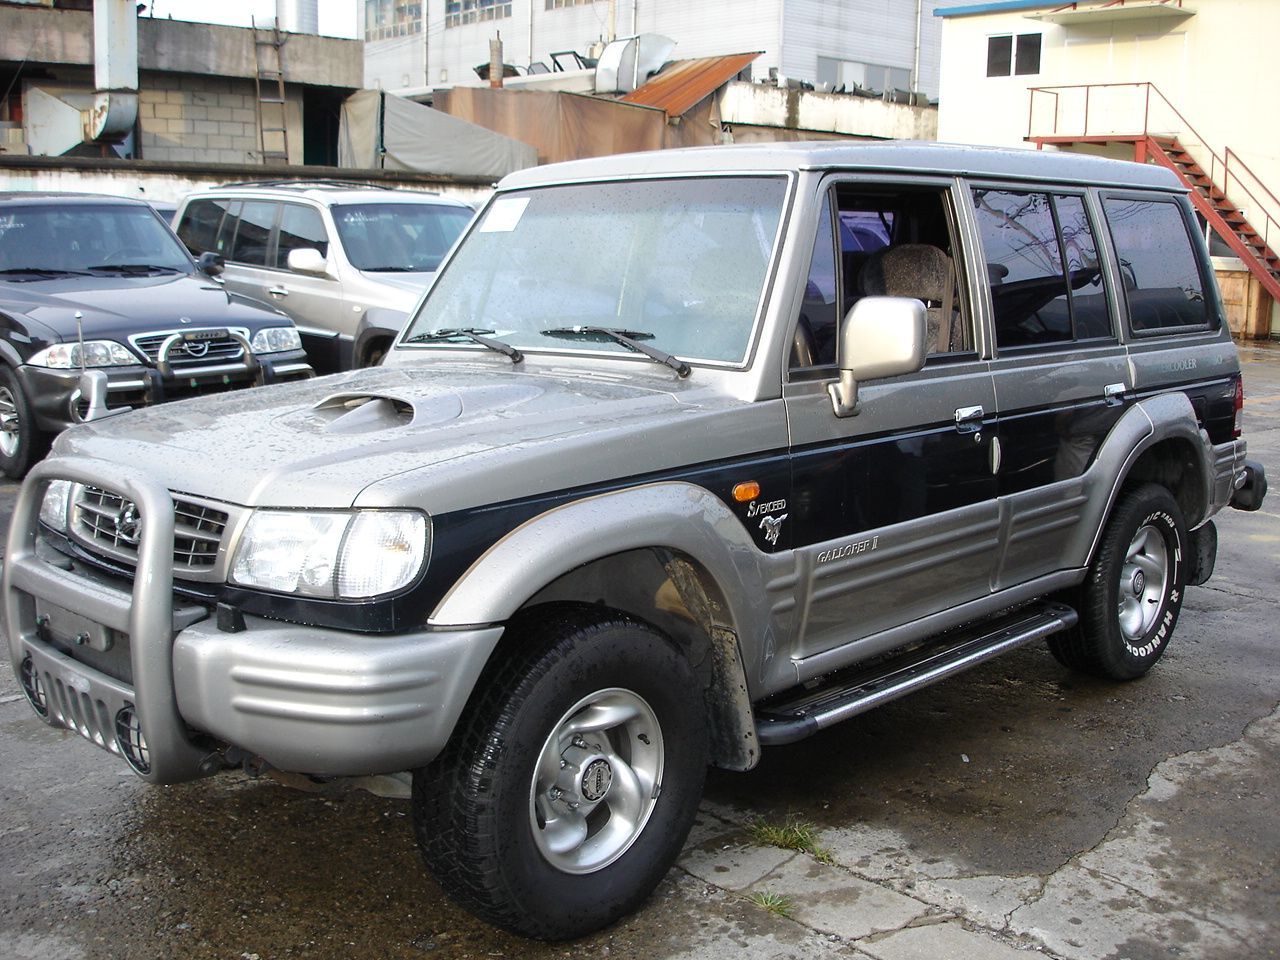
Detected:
[{"left": 620, "top": 52, "right": 761, "bottom": 118}]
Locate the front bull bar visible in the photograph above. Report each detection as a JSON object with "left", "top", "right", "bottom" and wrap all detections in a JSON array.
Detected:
[{"left": 3, "top": 457, "right": 209, "bottom": 783}]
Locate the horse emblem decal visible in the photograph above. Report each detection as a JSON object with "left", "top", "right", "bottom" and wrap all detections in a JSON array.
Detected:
[{"left": 758, "top": 513, "right": 787, "bottom": 546}]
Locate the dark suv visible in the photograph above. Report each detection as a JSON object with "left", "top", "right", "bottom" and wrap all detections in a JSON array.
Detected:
[{"left": 0, "top": 193, "right": 313, "bottom": 477}]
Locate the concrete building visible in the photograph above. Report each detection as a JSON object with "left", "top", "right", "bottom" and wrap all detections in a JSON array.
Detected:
[
  {"left": 934, "top": 0, "right": 1279, "bottom": 339},
  {"left": 0, "top": 1, "right": 361, "bottom": 166},
  {"left": 365, "top": 0, "right": 958, "bottom": 100}
]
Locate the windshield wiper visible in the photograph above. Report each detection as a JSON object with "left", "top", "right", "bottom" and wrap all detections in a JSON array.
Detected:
[
  {"left": 0, "top": 267, "right": 93, "bottom": 279},
  {"left": 87, "top": 263, "right": 183, "bottom": 274},
  {"left": 541, "top": 326, "right": 690, "bottom": 378},
  {"left": 360, "top": 265, "right": 418, "bottom": 272},
  {"left": 404, "top": 327, "right": 523, "bottom": 364}
]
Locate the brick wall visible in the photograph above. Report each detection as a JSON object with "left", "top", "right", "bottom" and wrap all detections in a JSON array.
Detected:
[{"left": 137, "top": 74, "right": 303, "bottom": 165}]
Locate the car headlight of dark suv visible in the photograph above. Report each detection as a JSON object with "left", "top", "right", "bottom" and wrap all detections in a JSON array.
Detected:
[
  {"left": 249, "top": 327, "right": 303, "bottom": 354},
  {"left": 28, "top": 341, "right": 137, "bottom": 368}
]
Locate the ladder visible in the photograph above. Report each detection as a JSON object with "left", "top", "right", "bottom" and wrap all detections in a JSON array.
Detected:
[{"left": 252, "top": 19, "right": 290, "bottom": 165}]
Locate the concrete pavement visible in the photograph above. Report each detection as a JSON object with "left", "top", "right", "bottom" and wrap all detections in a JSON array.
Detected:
[{"left": 2, "top": 342, "right": 1277, "bottom": 960}]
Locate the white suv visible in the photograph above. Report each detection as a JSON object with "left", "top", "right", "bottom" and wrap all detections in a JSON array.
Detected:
[{"left": 174, "top": 181, "right": 474, "bottom": 371}]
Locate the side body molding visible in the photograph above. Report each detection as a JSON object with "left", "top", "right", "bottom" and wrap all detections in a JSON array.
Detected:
[
  {"left": 1081, "top": 390, "right": 1217, "bottom": 563},
  {"left": 428, "top": 481, "right": 793, "bottom": 771},
  {"left": 430, "top": 481, "right": 781, "bottom": 641}
]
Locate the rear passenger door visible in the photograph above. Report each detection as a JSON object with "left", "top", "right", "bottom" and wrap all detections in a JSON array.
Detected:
[
  {"left": 783, "top": 177, "right": 999, "bottom": 661},
  {"left": 222, "top": 200, "right": 281, "bottom": 310},
  {"left": 972, "top": 185, "right": 1131, "bottom": 588}
]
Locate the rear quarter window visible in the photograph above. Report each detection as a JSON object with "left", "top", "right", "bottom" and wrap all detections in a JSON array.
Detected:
[{"left": 1102, "top": 196, "right": 1213, "bottom": 334}]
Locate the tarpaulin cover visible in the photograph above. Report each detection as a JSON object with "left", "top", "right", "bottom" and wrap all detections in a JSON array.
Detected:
[
  {"left": 433, "top": 87, "right": 675, "bottom": 166},
  {"left": 338, "top": 89, "right": 537, "bottom": 177}
]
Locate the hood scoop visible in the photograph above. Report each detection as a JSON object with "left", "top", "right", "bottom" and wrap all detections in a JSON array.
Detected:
[{"left": 308, "top": 392, "right": 459, "bottom": 434}]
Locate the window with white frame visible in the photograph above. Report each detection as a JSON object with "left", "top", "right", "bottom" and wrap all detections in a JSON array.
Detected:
[
  {"left": 365, "top": 0, "right": 423, "bottom": 40},
  {"left": 986, "top": 33, "right": 1042, "bottom": 77},
  {"left": 446, "top": 0, "right": 512, "bottom": 27},
  {"left": 546, "top": 0, "right": 599, "bottom": 8}
]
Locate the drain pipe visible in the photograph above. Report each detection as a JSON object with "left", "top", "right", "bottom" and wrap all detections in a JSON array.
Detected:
[
  {"left": 85, "top": 0, "right": 138, "bottom": 143},
  {"left": 911, "top": 0, "right": 922, "bottom": 97}
]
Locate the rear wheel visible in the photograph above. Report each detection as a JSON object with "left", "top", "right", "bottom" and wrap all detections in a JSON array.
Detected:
[
  {"left": 0, "top": 365, "right": 49, "bottom": 479},
  {"left": 412, "top": 605, "right": 707, "bottom": 940},
  {"left": 1049, "top": 483, "right": 1187, "bottom": 680}
]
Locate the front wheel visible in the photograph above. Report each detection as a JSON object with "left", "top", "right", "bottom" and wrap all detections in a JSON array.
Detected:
[
  {"left": 412, "top": 606, "right": 708, "bottom": 940},
  {"left": 0, "top": 365, "right": 49, "bottom": 479},
  {"left": 1049, "top": 483, "right": 1187, "bottom": 680}
]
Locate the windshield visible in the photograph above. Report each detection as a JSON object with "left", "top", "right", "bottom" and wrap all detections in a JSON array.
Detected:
[
  {"left": 332, "top": 202, "right": 473, "bottom": 272},
  {"left": 401, "top": 176, "right": 789, "bottom": 365},
  {"left": 0, "top": 204, "right": 191, "bottom": 275}
]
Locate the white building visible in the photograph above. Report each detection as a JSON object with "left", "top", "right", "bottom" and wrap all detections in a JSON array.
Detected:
[
  {"left": 364, "top": 0, "right": 955, "bottom": 99},
  {"left": 933, "top": 0, "right": 1279, "bottom": 339}
]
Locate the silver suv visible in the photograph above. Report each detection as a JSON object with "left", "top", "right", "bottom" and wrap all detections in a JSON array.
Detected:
[
  {"left": 5, "top": 143, "right": 1267, "bottom": 941},
  {"left": 173, "top": 181, "right": 474, "bottom": 371}
]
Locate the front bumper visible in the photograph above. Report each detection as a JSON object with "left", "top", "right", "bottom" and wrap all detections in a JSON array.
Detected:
[
  {"left": 17, "top": 349, "right": 313, "bottom": 433},
  {"left": 4, "top": 458, "right": 502, "bottom": 783}
]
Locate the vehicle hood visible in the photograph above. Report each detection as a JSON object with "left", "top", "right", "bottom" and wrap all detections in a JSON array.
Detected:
[
  {"left": 1, "top": 273, "right": 291, "bottom": 343},
  {"left": 53, "top": 363, "right": 739, "bottom": 511}
]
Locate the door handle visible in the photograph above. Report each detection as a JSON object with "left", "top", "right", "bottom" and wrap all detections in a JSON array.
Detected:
[
  {"left": 268, "top": 286, "right": 289, "bottom": 297},
  {"left": 1104, "top": 382, "right": 1126, "bottom": 406},
  {"left": 955, "top": 405, "right": 984, "bottom": 434}
]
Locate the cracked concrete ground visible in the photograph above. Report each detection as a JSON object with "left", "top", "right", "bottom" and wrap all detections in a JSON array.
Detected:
[{"left": 2, "top": 344, "right": 1277, "bottom": 959}]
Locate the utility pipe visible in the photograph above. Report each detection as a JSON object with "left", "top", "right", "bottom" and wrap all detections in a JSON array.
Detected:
[
  {"left": 85, "top": 0, "right": 139, "bottom": 142},
  {"left": 911, "top": 0, "right": 922, "bottom": 95}
]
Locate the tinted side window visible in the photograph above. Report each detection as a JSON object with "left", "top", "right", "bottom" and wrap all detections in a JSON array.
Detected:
[
  {"left": 1103, "top": 197, "right": 1210, "bottom": 333},
  {"left": 1054, "top": 194, "right": 1111, "bottom": 340},
  {"left": 230, "top": 201, "right": 277, "bottom": 267},
  {"left": 176, "top": 199, "right": 231, "bottom": 256},
  {"left": 276, "top": 203, "right": 328, "bottom": 266},
  {"left": 974, "top": 189, "right": 1072, "bottom": 348}
]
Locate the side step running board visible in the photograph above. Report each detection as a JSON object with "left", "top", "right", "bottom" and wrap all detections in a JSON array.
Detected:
[{"left": 755, "top": 602, "right": 1078, "bottom": 746}]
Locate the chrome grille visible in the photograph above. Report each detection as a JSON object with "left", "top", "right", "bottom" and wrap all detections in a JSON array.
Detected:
[
  {"left": 131, "top": 329, "right": 246, "bottom": 366},
  {"left": 73, "top": 485, "right": 228, "bottom": 570}
]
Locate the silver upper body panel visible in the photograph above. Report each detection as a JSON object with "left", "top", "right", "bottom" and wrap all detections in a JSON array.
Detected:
[{"left": 496, "top": 140, "right": 1183, "bottom": 192}]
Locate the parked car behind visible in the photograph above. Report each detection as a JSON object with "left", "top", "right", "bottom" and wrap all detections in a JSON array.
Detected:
[
  {"left": 0, "top": 192, "right": 313, "bottom": 478},
  {"left": 174, "top": 181, "right": 475, "bottom": 372}
]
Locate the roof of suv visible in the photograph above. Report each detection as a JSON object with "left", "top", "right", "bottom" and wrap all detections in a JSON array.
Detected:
[
  {"left": 499, "top": 140, "right": 1183, "bottom": 192},
  {"left": 190, "top": 181, "right": 474, "bottom": 208},
  {"left": 0, "top": 192, "right": 153, "bottom": 207}
]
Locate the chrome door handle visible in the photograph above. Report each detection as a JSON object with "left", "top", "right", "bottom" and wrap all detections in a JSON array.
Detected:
[
  {"left": 268, "top": 286, "right": 289, "bottom": 297},
  {"left": 955, "top": 405, "right": 984, "bottom": 434},
  {"left": 1104, "top": 382, "right": 1126, "bottom": 405}
]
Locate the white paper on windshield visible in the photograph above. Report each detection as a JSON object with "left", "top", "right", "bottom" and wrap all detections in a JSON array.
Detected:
[{"left": 479, "top": 197, "right": 530, "bottom": 233}]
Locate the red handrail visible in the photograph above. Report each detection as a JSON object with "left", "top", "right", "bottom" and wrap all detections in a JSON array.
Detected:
[{"left": 1027, "top": 81, "right": 1278, "bottom": 255}]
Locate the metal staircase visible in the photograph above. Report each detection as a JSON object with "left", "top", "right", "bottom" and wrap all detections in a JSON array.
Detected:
[
  {"left": 1145, "top": 136, "right": 1280, "bottom": 303},
  {"left": 1027, "top": 82, "right": 1280, "bottom": 305},
  {"left": 251, "top": 20, "right": 290, "bottom": 165}
]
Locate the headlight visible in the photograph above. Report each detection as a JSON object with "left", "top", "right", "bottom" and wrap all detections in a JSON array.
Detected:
[
  {"left": 250, "top": 327, "right": 302, "bottom": 354},
  {"left": 39, "top": 479, "right": 73, "bottom": 532},
  {"left": 230, "top": 510, "right": 428, "bottom": 599},
  {"left": 29, "top": 341, "right": 136, "bottom": 368}
]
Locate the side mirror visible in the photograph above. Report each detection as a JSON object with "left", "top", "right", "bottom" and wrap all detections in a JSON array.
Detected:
[
  {"left": 287, "top": 247, "right": 328, "bottom": 276},
  {"left": 196, "top": 251, "right": 224, "bottom": 277},
  {"left": 828, "top": 296, "right": 928, "bottom": 417}
]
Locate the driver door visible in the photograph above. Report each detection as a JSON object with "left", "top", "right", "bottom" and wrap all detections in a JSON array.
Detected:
[{"left": 783, "top": 178, "right": 999, "bottom": 662}]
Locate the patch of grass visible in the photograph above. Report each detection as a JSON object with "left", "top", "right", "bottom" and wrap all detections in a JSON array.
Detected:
[
  {"left": 747, "top": 890, "right": 795, "bottom": 919},
  {"left": 748, "top": 816, "right": 835, "bottom": 864}
]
